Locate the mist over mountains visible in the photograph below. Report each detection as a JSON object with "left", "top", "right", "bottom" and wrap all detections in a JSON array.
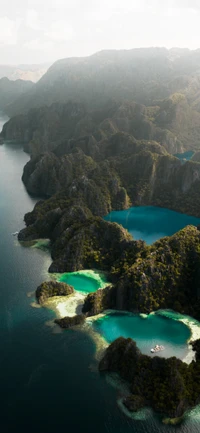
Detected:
[{"left": 4, "top": 47, "right": 200, "bottom": 116}]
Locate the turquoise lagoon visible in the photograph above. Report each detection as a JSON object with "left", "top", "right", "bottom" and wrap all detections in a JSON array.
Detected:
[
  {"left": 58, "top": 270, "right": 108, "bottom": 293},
  {"left": 174, "top": 150, "right": 194, "bottom": 161},
  {"left": 104, "top": 206, "right": 200, "bottom": 244},
  {"left": 56, "top": 205, "right": 200, "bottom": 361},
  {"left": 1, "top": 111, "right": 200, "bottom": 433},
  {"left": 92, "top": 312, "right": 191, "bottom": 361}
]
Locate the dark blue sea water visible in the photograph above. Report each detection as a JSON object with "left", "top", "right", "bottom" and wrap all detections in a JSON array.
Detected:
[
  {"left": 104, "top": 206, "right": 200, "bottom": 244},
  {"left": 1, "top": 115, "right": 200, "bottom": 432}
]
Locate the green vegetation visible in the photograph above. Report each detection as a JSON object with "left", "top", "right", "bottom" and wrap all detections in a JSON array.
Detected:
[
  {"left": 83, "top": 226, "right": 200, "bottom": 320},
  {"left": 55, "top": 314, "right": 85, "bottom": 329},
  {"left": 9, "top": 47, "right": 200, "bottom": 420},
  {"left": 99, "top": 337, "right": 200, "bottom": 421},
  {"left": 36, "top": 280, "right": 74, "bottom": 304}
]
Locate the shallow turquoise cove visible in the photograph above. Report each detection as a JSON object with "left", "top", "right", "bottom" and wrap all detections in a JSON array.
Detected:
[
  {"left": 93, "top": 312, "right": 191, "bottom": 360},
  {"left": 104, "top": 206, "right": 200, "bottom": 244},
  {"left": 59, "top": 271, "right": 107, "bottom": 293}
]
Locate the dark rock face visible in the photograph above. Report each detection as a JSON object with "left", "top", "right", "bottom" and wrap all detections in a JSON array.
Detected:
[
  {"left": 49, "top": 218, "right": 132, "bottom": 273},
  {"left": 18, "top": 207, "right": 63, "bottom": 242},
  {"left": 5, "top": 48, "right": 200, "bottom": 154},
  {"left": 123, "top": 395, "right": 145, "bottom": 412},
  {"left": 15, "top": 130, "right": 200, "bottom": 218},
  {"left": 82, "top": 285, "right": 115, "bottom": 317},
  {"left": 191, "top": 339, "right": 200, "bottom": 362},
  {"left": 83, "top": 225, "right": 200, "bottom": 320},
  {"left": 112, "top": 226, "right": 200, "bottom": 319},
  {"left": 99, "top": 337, "right": 200, "bottom": 420},
  {"left": 0, "top": 77, "right": 34, "bottom": 115},
  {"left": 18, "top": 225, "right": 39, "bottom": 242},
  {"left": 55, "top": 314, "right": 85, "bottom": 329},
  {"left": 36, "top": 280, "right": 74, "bottom": 304}
]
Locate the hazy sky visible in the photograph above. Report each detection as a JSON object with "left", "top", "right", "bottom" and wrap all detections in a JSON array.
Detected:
[{"left": 0, "top": 0, "right": 200, "bottom": 64}]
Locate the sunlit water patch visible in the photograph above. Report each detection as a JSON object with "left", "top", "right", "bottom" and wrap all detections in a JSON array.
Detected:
[
  {"left": 44, "top": 271, "right": 109, "bottom": 320},
  {"left": 58, "top": 269, "right": 109, "bottom": 293},
  {"left": 93, "top": 311, "right": 191, "bottom": 360},
  {"left": 104, "top": 206, "right": 200, "bottom": 244},
  {"left": 155, "top": 310, "right": 200, "bottom": 362},
  {"left": 44, "top": 292, "right": 86, "bottom": 318}
]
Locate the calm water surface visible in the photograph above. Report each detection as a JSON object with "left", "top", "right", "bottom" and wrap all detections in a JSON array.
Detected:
[
  {"left": 104, "top": 206, "right": 200, "bottom": 244},
  {"left": 93, "top": 313, "right": 190, "bottom": 360},
  {"left": 1, "top": 117, "right": 200, "bottom": 432},
  {"left": 59, "top": 271, "right": 107, "bottom": 293},
  {"left": 174, "top": 150, "right": 194, "bottom": 161}
]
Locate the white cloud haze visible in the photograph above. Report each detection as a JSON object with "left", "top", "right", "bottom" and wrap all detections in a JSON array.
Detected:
[{"left": 0, "top": 0, "right": 200, "bottom": 64}]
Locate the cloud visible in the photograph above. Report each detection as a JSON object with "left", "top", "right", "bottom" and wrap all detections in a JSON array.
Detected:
[
  {"left": 0, "top": 16, "right": 18, "bottom": 45},
  {"left": 24, "top": 38, "right": 53, "bottom": 51},
  {"left": 26, "top": 9, "right": 42, "bottom": 31},
  {"left": 45, "top": 21, "right": 74, "bottom": 42}
]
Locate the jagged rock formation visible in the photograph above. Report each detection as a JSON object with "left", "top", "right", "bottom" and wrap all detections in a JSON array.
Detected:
[
  {"left": 9, "top": 47, "right": 200, "bottom": 422},
  {"left": 55, "top": 314, "right": 85, "bottom": 329},
  {"left": 16, "top": 138, "right": 200, "bottom": 217},
  {"left": 83, "top": 226, "right": 200, "bottom": 320},
  {"left": 99, "top": 337, "right": 200, "bottom": 421},
  {"left": 0, "top": 77, "right": 34, "bottom": 114},
  {"left": 191, "top": 339, "right": 200, "bottom": 362},
  {"left": 2, "top": 98, "right": 199, "bottom": 155},
  {"left": 6, "top": 48, "right": 200, "bottom": 122},
  {"left": 36, "top": 280, "right": 74, "bottom": 304}
]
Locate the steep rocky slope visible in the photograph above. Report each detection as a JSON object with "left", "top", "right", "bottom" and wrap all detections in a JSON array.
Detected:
[
  {"left": 6, "top": 48, "right": 200, "bottom": 117},
  {"left": 2, "top": 98, "right": 199, "bottom": 154},
  {"left": 0, "top": 77, "right": 34, "bottom": 113},
  {"left": 83, "top": 226, "right": 200, "bottom": 320},
  {"left": 99, "top": 337, "right": 200, "bottom": 421}
]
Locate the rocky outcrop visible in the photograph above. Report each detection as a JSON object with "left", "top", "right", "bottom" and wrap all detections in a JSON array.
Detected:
[
  {"left": 99, "top": 337, "right": 200, "bottom": 420},
  {"left": 1, "top": 98, "right": 189, "bottom": 157},
  {"left": 192, "top": 151, "right": 200, "bottom": 163},
  {"left": 16, "top": 134, "right": 200, "bottom": 217},
  {"left": 83, "top": 226, "right": 200, "bottom": 320},
  {"left": 36, "top": 280, "right": 74, "bottom": 304},
  {"left": 82, "top": 286, "right": 115, "bottom": 316},
  {"left": 55, "top": 314, "right": 85, "bottom": 329},
  {"left": 0, "top": 77, "right": 34, "bottom": 114},
  {"left": 191, "top": 339, "right": 200, "bottom": 362},
  {"left": 49, "top": 218, "right": 133, "bottom": 273},
  {"left": 18, "top": 207, "right": 63, "bottom": 241}
]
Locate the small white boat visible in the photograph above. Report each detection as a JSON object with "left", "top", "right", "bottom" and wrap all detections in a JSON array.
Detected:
[
  {"left": 151, "top": 344, "right": 164, "bottom": 353},
  {"left": 12, "top": 231, "right": 19, "bottom": 236}
]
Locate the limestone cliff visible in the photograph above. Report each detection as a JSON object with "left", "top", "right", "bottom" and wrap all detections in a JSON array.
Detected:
[
  {"left": 99, "top": 337, "right": 200, "bottom": 420},
  {"left": 36, "top": 280, "right": 74, "bottom": 304},
  {"left": 1, "top": 99, "right": 186, "bottom": 155},
  {"left": 83, "top": 226, "right": 200, "bottom": 320}
]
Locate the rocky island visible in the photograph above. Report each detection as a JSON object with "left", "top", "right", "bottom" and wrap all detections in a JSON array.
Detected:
[
  {"left": 55, "top": 314, "right": 86, "bottom": 329},
  {"left": 36, "top": 280, "right": 74, "bottom": 305},
  {"left": 3, "top": 47, "right": 200, "bottom": 422},
  {"left": 99, "top": 337, "right": 200, "bottom": 422}
]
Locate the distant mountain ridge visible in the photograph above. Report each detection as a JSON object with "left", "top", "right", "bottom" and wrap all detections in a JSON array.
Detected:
[
  {"left": 0, "top": 77, "right": 34, "bottom": 113},
  {"left": 0, "top": 63, "right": 50, "bottom": 83},
  {"left": 5, "top": 47, "right": 200, "bottom": 118}
]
